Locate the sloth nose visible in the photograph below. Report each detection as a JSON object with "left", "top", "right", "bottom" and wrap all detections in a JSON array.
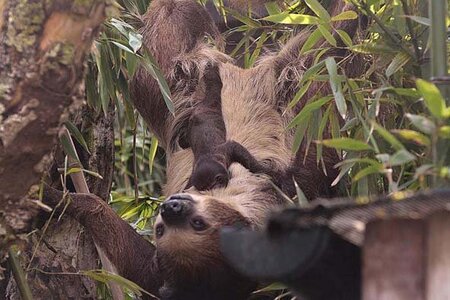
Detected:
[{"left": 160, "top": 196, "right": 193, "bottom": 224}]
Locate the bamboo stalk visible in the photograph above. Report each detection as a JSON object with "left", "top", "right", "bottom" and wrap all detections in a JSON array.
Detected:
[
  {"left": 429, "top": 0, "right": 448, "bottom": 81},
  {"left": 61, "top": 127, "right": 125, "bottom": 300},
  {"left": 8, "top": 246, "right": 33, "bottom": 300}
]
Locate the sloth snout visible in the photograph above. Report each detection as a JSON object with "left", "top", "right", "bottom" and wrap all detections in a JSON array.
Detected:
[{"left": 160, "top": 198, "right": 194, "bottom": 224}]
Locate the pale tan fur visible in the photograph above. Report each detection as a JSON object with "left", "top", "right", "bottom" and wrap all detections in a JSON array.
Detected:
[{"left": 164, "top": 58, "right": 292, "bottom": 228}]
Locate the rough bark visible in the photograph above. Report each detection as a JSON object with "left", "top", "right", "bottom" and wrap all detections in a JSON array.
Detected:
[
  {"left": 4, "top": 105, "right": 116, "bottom": 299},
  {"left": 0, "top": 0, "right": 111, "bottom": 240},
  {"left": 0, "top": 0, "right": 114, "bottom": 297}
]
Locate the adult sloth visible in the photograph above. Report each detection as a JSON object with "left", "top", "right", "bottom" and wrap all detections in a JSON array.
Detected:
[{"left": 45, "top": 0, "right": 365, "bottom": 299}]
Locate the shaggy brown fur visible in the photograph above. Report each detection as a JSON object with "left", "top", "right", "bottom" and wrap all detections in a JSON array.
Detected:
[{"left": 44, "top": 1, "right": 366, "bottom": 299}]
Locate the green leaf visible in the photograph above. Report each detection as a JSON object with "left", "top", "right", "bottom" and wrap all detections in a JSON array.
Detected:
[
  {"left": 287, "top": 81, "right": 312, "bottom": 110},
  {"left": 224, "top": 7, "right": 261, "bottom": 28},
  {"left": 111, "top": 41, "right": 134, "bottom": 54},
  {"left": 60, "top": 135, "right": 80, "bottom": 163},
  {"left": 438, "top": 126, "right": 450, "bottom": 139},
  {"left": 414, "top": 164, "right": 434, "bottom": 179},
  {"left": 416, "top": 79, "right": 448, "bottom": 119},
  {"left": 321, "top": 138, "right": 373, "bottom": 151},
  {"left": 316, "top": 104, "right": 332, "bottom": 164},
  {"left": 353, "top": 165, "right": 382, "bottom": 181},
  {"left": 304, "top": 0, "right": 330, "bottom": 21},
  {"left": 125, "top": 51, "right": 138, "bottom": 78},
  {"left": 386, "top": 52, "right": 410, "bottom": 77},
  {"left": 141, "top": 49, "right": 174, "bottom": 114},
  {"left": 248, "top": 30, "right": 268, "bottom": 67},
  {"left": 318, "top": 24, "right": 337, "bottom": 46},
  {"left": 265, "top": 2, "right": 281, "bottom": 15},
  {"left": 335, "top": 157, "right": 382, "bottom": 168},
  {"left": 293, "top": 178, "right": 309, "bottom": 207},
  {"left": 406, "top": 113, "right": 436, "bottom": 134},
  {"left": 405, "top": 16, "right": 430, "bottom": 26},
  {"left": 340, "top": 117, "right": 359, "bottom": 132},
  {"left": 332, "top": 160, "right": 354, "bottom": 186},
  {"left": 292, "top": 115, "right": 311, "bottom": 154},
  {"left": 392, "top": 129, "right": 430, "bottom": 146},
  {"left": 300, "top": 28, "right": 322, "bottom": 54},
  {"left": 82, "top": 269, "right": 155, "bottom": 298},
  {"left": 64, "top": 122, "right": 90, "bottom": 154},
  {"left": 325, "top": 57, "right": 347, "bottom": 118},
  {"left": 128, "top": 32, "right": 143, "bottom": 53},
  {"left": 372, "top": 122, "right": 404, "bottom": 151},
  {"left": 388, "top": 150, "right": 416, "bottom": 166},
  {"left": 148, "top": 136, "right": 159, "bottom": 175},
  {"left": 287, "top": 96, "right": 332, "bottom": 129},
  {"left": 252, "top": 282, "right": 287, "bottom": 294},
  {"left": 336, "top": 29, "right": 353, "bottom": 47},
  {"left": 331, "top": 11, "right": 358, "bottom": 22},
  {"left": 299, "top": 60, "right": 326, "bottom": 85},
  {"left": 263, "top": 13, "right": 320, "bottom": 24}
]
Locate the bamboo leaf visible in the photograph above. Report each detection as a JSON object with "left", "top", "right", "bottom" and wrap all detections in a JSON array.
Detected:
[
  {"left": 372, "top": 122, "right": 405, "bottom": 151},
  {"left": 438, "top": 126, "right": 450, "bottom": 139},
  {"left": 224, "top": 7, "right": 261, "bottom": 27},
  {"left": 353, "top": 165, "right": 382, "bottom": 181},
  {"left": 305, "top": 0, "right": 330, "bottom": 21},
  {"left": 148, "top": 136, "right": 159, "bottom": 175},
  {"left": 292, "top": 115, "right": 311, "bottom": 154},
  {"left": 325, "top": 57, "right": 347, "bottom": 118},
  {"left": 386, "top": 52, "right": 410, "bottom": 77},
  {"left": 263, "top": 13, "right": 320, "bottom": 24},
  {"left": 392, "top": 129, "right": 431, "bottom": 146},
  {"left": 321, "top": 138, "right": 373, "bottom": 151},
  {"left": 336, "top": 29, "right": 353, "bottom": 47},
  {"left": 287, "top": 81, "right": 312, "bottom": 110},
  {"left": 82, "top": 269, "right": 155, "bottom": 298},
  {"left": 406, "top": 113, "right": 436, "bottom": 134},
  {"left": 300, "top": 28, "right": 322, "bottom": 54},
  {"left": 64, "top": 122, "right": 90, "bottom": 154},
  {"left": 265, "top": 2, "right": 281, "bottom": 15},
  {"left": 405, "top": 16, "right": 430, "bottom": 26},
  {"left": 318, "top": 24, "right": 337, "bottom": 46},
  {"left": 388, "top": 150, "right": 416, "bottom": 166},
  {"left": 331, "top": 11, "right": 358, "bottom": 22},
  {"left": 128, "top": 31, "right": 143, "bottom": 53},
  {"left": 111, "top": 41, "right": 134, "bottom": 54},
  {"left": 141, "top": 49, "right": 174, "bottom": 114},
  {"left": 59, "top": 135, "right": 80, "bottom": 163},
  {"left": 416, "top": 79, "right": 448, "bottom": 119},
  {"left": 288, "top": 96, "right": 332, "bottom": 129},
  {"left": 253, "top": 282, "right": 287, "bottom": 294}
]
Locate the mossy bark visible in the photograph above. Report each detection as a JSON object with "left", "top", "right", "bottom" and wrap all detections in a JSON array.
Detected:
[{"left": 0, "top": 0, "right": 114, "bottom": 298}]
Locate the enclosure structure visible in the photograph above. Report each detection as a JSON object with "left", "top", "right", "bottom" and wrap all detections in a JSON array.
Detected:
[{"left": 222, "top": 189, "right": 450, "bottom": 300}]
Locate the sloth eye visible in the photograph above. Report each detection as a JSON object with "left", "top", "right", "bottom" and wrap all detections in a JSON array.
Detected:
[
  {"left": 155, "top": 224, "right": 165, "bottom": 238},
  {"left": 191, "top": 218, "right": 208, "bottom": 231}
]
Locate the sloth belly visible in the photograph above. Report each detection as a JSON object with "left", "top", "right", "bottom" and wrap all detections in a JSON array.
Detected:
[{"left": 219, "top": 65, "right": 292, "bottom": 171}]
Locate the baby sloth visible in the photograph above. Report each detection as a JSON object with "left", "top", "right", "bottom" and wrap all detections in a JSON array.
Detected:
[{"left": 186, "top": 65, "right": 273, "bottom": 191}]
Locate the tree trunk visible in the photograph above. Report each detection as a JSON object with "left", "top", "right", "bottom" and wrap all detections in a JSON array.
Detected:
[
  {"left": 0, "top": 0, "right": 110, "bottom": 237},
  {"left": 0, "top": 0, "right": 114, "bottom": 298}
]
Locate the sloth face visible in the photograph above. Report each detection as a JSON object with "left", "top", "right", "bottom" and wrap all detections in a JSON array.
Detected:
[{"left": 154, "top": 193, "right": 250, "bottom": 277}]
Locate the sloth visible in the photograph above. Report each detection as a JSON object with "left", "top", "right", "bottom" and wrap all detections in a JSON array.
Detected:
[{"left": 44, "top": 0, "right": 366, "bottom": 299}]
